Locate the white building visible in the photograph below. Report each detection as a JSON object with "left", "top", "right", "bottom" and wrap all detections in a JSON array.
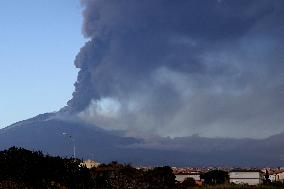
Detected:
[
  {"left": 229, "top": 170, "right": 264, "bottom": 185},
  {"left": 81, "top": 159, "right": 100, "bottom": 169},
  {"left": 269, "top": 170, "right": 284, "bottom": 182},
  {"left": 175, "top": 172, "right": 201, "bottom": 182}
]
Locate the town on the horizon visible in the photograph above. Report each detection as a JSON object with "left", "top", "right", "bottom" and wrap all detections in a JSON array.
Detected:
[{"left": 83, "top": 159, "right": 284, "bottom": 186}]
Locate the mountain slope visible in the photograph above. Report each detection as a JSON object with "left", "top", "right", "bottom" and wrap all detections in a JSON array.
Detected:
[
  {"left": 1, "top": 113, "right": 284, "bottom": 167},
  {"left": 0, "top": 113, "right": 187, "bottom": 165}
]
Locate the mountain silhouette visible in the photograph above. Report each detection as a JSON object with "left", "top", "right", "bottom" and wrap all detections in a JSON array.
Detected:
[{"left": 1, "top": 113, "right": 283, "bottom": 167}]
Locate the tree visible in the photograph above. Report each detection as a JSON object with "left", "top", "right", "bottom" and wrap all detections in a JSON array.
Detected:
[
  {"left": 264, "top": 169, "right": 271, "bottom": 184},
  {"left": 201, "top": 170, "right": 228, "bottom": 185},
  {"left": 90, "top": 161, "right": 143, "bottom": 188},
  {"left": 0, "top": 147, "right": 92, "bottom": 188},
  {"left": 177, "top": 177, "right": 197, "bottom": 189},
  {"left": 143, "top": 166, "right": 176, "bottom": 189}
]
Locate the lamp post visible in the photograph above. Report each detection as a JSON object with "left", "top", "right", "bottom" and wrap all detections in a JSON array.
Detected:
[{"left": 62, "top": 132, "right": 76, "bottom": 158}]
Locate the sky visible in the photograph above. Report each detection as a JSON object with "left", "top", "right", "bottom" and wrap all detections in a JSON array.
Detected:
[{"left": 0, "top": 0, "right": 85, "bottom": 127}]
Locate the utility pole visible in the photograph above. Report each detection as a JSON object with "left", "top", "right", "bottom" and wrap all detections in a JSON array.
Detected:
[{"left": 62, "top": 132, "right": 76, "bottom": 158}]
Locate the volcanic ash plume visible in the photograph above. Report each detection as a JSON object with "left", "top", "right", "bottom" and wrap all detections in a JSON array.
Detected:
[{"left": 66, "top": 0, "right": 284, "bottom": 138}]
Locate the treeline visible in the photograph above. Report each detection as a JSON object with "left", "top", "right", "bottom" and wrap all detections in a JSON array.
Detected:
[
  {"left": 0, "top": 147, "right": 90, "bottom": 188},
  {"left": 0, "top": 147, "right": 177, "bottom": 188},
  {"left": 0, "top": 147, "right": 283, "bottom": 189}
]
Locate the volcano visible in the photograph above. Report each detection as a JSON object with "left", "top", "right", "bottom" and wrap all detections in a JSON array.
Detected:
[
  {"left": 1, "top": 113, "right": 284, "bottom": 167},
  {"left": 2, "top": 0, "right": 284, "bottom": 167}
]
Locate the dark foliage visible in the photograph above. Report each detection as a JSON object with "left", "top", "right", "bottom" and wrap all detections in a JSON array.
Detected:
[
  {"left": 90, "top": 161, "right": 142, "bottom": 188},
  {"left": 0, "top": 147, "right": 91, "bottom": 188},
  {"left": 142, "top": 166, "right": 176, "bottom": 189},
  {"left": 90, "top": 163, "right": 176, "bottom": 189},
  {"left": 0, "top": 147, "right": 177, "bottom": 188},
  {"left": 1, "top": 147, "right": 284, "bottom": 189},
  {"left": 201, "top": 170, "right": 229, "bottom": 185},
  {"left": 177, "top": 177, "right": 197, "bottom": 189},
  {"left": 176, "top": 177, "right": 197, "bottom": 189}
]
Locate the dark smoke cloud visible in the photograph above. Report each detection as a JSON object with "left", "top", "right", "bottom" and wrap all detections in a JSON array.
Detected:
[{"left": 67, "top": 0, "right": 284, "bottom": 138}]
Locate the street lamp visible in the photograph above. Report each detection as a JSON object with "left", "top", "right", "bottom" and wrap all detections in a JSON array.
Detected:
[{"left": 62, "top": 132, "right": 76, "bottom": 158}]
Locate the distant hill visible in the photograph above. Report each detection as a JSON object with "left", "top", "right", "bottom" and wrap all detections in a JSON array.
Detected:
[{"left": 0, "top": 113, "right": 284, "bottom": 167}]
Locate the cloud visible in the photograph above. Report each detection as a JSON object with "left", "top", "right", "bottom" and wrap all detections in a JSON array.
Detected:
[{"left": 67, "top": 0, "right": 284, "bottom": 138}]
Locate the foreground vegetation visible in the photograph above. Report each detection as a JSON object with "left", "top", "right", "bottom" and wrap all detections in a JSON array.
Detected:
[
  {"left": 191, "top": 184, "right": 284, "bottom": 189},
  {"left": 0, "top": 147, "right": 283, "bottom": 189}
]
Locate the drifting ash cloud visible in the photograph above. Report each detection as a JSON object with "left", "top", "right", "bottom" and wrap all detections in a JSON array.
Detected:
[{"left": 66, "top": 0, "right": 284, "bottom": 138}]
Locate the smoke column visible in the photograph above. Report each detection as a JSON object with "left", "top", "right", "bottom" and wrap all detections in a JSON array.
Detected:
[{"left": 66, "top": 0, "right": 284, "bottom": 138}]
